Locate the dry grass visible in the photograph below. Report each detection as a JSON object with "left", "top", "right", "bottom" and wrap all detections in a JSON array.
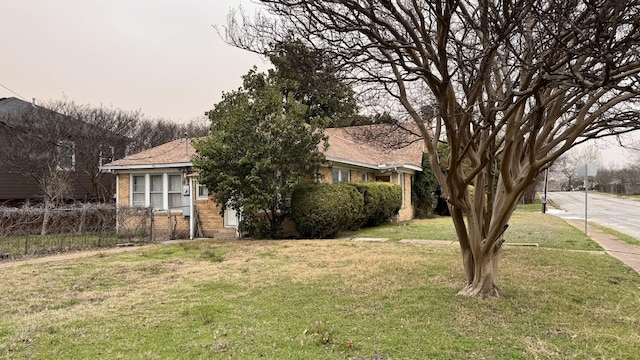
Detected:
[{"left": 1, "top": 236, "right": 639, "bottom": 359}]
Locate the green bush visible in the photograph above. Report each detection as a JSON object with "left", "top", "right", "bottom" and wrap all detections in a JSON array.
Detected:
[
  {"left": 347, "top": 182, "right": 402, "bottom": 227},
  {"left": 239, "top": 210, "right": 287, "bottom": 239},
  {"left": 290, "top": 183, "right": 364, "bottom": 238}
]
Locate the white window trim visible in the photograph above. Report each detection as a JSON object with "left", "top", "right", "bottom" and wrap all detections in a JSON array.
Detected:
[
  {"left": 332, "top": 168, "right": 350, "bottom": 183},
  {"left": 130, "top": 172, "right": 183, "bottom": 212},
  {"left": 167, "top": 174, "right": 182, "bottom": 210},
  {"left": 196, "top": 182, "right": 209, "bottom": 200},
  {"left": 99, "top": 145, "right": 115, "bottom": 167},
  {"left": 131, "top": 174, "right": 146, "bottom": 208}
]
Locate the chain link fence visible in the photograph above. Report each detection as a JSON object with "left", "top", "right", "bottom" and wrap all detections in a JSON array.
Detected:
[{"left": 0, "top": 204, "right": 155, "bottom": 260}]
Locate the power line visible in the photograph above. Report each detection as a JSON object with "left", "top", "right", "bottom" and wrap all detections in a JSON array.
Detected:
[
  {"left": 0, "top": 118, "right": 63, "bottom": 148},
  {"left": 0, "top": 82, "right": 28, "bottom": 101}
]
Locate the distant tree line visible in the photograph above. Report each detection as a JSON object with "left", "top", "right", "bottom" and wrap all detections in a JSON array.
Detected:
[{"left": 549, "top": 143, "right": 640, "bottom": 195}]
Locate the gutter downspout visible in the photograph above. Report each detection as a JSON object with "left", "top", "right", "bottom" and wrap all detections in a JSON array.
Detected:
[
  {"left": 189, "top": 177, "right": 194, "bottom": 240},
  {"left": 115, "top": 173, "right": 120, "bottom": 232}
]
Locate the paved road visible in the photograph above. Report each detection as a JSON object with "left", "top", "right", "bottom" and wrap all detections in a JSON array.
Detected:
[{"left": 547, "top": 191, "right": 640, "bottom": 240}]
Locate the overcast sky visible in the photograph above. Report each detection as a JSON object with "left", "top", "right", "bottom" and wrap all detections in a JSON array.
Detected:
[
  {"left": 0, "top": 0, "right": 266, "bottom": 122},
  {"left": 1, "top": 0, "right": 636, "bottom": 166}
]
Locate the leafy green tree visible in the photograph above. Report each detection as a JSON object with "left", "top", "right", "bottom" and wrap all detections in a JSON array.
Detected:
[
  {"left": 193, "top": 68, "right": 327, "bottom": 238},
  {"left": 266, "top": 37, "right": 359, "bottom": 127},
  {"left": 412, "top": 153, "right": 439, "bottom": 218}
]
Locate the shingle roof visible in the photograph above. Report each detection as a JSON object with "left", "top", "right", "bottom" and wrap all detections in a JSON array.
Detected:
[
  {"left": 103, "top": 125, "right": 424, "bottom": 171},
  {"left": 103, "top": 138, "right": 195, "bottom": 169},
  {"left": 323, "top": 125, "right": 424, "bottom": 169}
]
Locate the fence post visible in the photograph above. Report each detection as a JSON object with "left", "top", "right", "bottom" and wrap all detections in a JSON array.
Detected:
[{"left": 149, "top": 210, "right": 154, "bottom": 243}]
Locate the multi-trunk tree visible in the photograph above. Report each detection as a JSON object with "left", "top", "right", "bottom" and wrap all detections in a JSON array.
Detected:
[{"left": 228, "top": 0, "right": 640, "bottom": 297}]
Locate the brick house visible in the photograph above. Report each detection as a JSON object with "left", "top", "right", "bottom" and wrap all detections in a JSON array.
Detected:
[{"left": 101, "top": 125, "right": 423, "bottom": 239}]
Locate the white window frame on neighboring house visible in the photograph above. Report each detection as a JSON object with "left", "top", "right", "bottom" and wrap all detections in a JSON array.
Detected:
[
  {"left": 130, "top": 172, "right": 184, "bottom": 211},
  {"left": 57, "top": 140, "right": 75, "bottom": 171},
  {"left": 196, "top": 182, "right": 209, "bottom": 200},
  {"left": 332, "top": 168, "right": 350, "bottom": 183},
  {"left": 99, "top": 145, "right": 115, "bottom": 167}
]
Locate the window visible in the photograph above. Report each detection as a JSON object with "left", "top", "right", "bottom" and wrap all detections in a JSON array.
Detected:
[
  {"left": 150, "top": 175, "right": 163, "bottom": 210},
  {"left": 132, "top": 175, "right": 146, "bottom": 207},
  {"left": 168, "top": 175, "right": 182, "bottom": 210},
  {"left": 99, "top": 145, "right": 115, "bottom": 167},
  {"left": 131, "top": 173, "right": 183, "bottom": 211},
  {"left": 197, "top": 182, "right": 209, "bottom": 199},
  {"left": 57, "top": 141, "right": 75, "bottom": 171},
  {"left": 361, "top": 173, "right": 368, "bottom": 181},
  {"left": 332, "top": 168, "right": 350, "bottom": 183}
]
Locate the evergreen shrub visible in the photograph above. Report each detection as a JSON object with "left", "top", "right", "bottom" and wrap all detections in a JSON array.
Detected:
[
  {"left": 347, "top": 182, "right": 402, "bottom": 227},
  {"left": 290, "top": 183, "right": 364, "bottom": 238}
]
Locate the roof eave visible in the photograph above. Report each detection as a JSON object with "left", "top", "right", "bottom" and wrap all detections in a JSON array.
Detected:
[
  {"left": 100, "top": 162, "right": 193, "bottom": 172},
  {"left": 326, "top": 156, "right": 422, "bottom": 172},
  {"left": 377, "top": 164, "right": 423, "bottom": 172}
]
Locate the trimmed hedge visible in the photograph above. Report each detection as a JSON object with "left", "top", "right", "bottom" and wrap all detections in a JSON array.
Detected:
[
  {"left": 290, "top": 182, "right": 402, "bottom": 238},
  {"left": 346, "top": 182, "right": 402, "bottom": 227},
  {"left": 290, "top": 183, "right": 364, "bottom": 238}
]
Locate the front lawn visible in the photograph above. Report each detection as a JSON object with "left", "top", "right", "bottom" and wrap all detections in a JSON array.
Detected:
[
  {"left": 348, "top": 207, "right": 602, "bottom": 251},
  {"left": 1, "top": 223, "right": 638, "bottom": 359}
]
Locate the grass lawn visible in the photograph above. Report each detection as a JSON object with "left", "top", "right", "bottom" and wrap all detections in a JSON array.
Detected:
[
  {"left": 1, "top": 213, "right": 639, "bottom": 359},
  {"left": 348, "top": 205, "right": 602, "bottom": 251},
  {"left": 590, "top": 222, "right": 640, "bottom": 247}
]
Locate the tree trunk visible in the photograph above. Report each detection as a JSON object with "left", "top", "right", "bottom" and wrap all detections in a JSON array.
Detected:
[
  {"left": 41, "top": 200, "right": 52, "bottom": 235},
  {"left": 457, "top": 247, "right": 501, "bottom": 298},
  {"left": 449, "top": 191, "right": 508, "bottom": 298}
]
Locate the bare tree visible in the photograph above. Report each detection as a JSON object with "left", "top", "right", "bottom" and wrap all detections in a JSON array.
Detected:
[
  {"left": 624, "top": 139, "right": 640, "bottom": 164},
  {"left": 594, "top": 166, "right": 615, "bottom": 192},
  {"left": 47, "top": 101, "right": 210, "bottom": 200},
  {"left": 1, "top": 98, "right": 209, "bottom": 207},
  {"left": 48, "top": 100, "right": 138, "bottom": 201},
  {"left": 0, "top": 104, "right": 76, "bottom": 206},
  {"left": 126, "top": 116, "right": 210, "bottom": 155},
  {"left": 0, "top": 104, "right": 80, "bottom": 233},
  {"left": 228, "top": 1, "right": 640, "bottom": 297},
  {"left": 554, "top": 144, "right": 602, "bottom": 190},
  {"left": 553, "top": 155, "right": 578, "bottom": 190}
]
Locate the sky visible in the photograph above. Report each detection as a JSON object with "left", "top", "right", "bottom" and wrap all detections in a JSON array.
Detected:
[
  {"left": 0, "top": 0, "right": 266, "bottom": 122},
  {"left": 1, "top": 0, "right": 636, "bottom": 167}
]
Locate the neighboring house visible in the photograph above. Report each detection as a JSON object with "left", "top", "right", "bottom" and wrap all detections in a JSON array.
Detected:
[
  {"left": 0, "top": 97, "right": 128, "bottom": 203},
  {"left": 101, "top": 125, "right": 424, "bottom": 239}
]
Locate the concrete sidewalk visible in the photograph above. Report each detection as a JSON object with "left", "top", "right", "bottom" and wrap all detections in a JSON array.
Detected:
[{"left": 564, "top": 219, "right": 640, "bottom": 274}]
